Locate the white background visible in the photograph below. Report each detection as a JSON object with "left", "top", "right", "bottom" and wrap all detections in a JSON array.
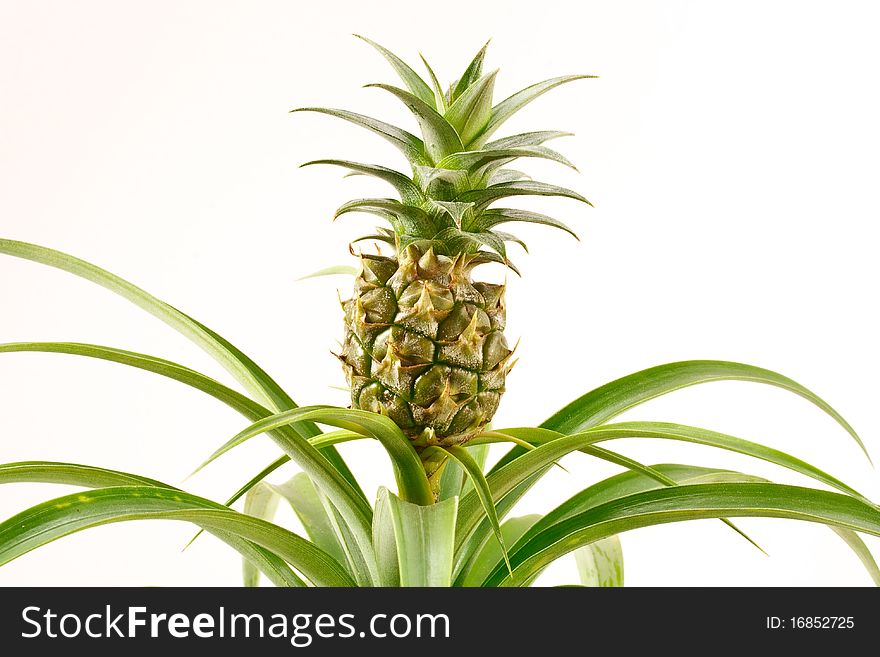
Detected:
[{"left": 1, "top": 0, "right": 878, "bottom": 586}]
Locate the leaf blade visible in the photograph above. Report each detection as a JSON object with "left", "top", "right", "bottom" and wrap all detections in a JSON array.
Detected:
[
  {"left": 386, "top": 489, "right": 458, "bottom": 587},
  {"left": 542, "top": 360, "right": 869, "bottom": 463},
  {"left": 302, "top": 159, "right": 424, "bottom": 205},
  {"left": 0, "top": 342, "right": 375, "bottom": 549},
  {"left": 476, "top": 74, "right": 595, "bottom": 145},
  {"left": 355, "top": 35, "right": 436, "bottom": 106},
  {"left": 574, "top": 535, "right": 624, "bottom": 587},
  {"left": 443, "top": 445, "right": 510, "bottom": 573},
  {"left": 366, "top": 84, "right": 463, "bottom": 162},
  {"left": 0, "top": 240, "right": 287, "bottom": 414},
  {"left": 451, "top": 40, "right": 491, "bottom": 103},
  {"left": 486, "top": 483, "right": 880, "bottom": 586},
  {"left": 0, "top": 462, "right": 305, "bottom": 588},
  {"left": 270, "top": 473, "right": 350, "bottom": 574},
  {"left": 0, "top": 486, "right": 354, "bottom": 586},
  {"left": 199, "top": 406, "right": 434, "bottom": 506},
  {"left": 457, "top": 180, "right": 590, "bottom": 208},
  {"left": 444, "top": 70, "right": 498, "bottom": 146},
  {"left": 291, "top": 107, "right": 429, "bottom": 165},
  {"left": 241, "top": 482, "right": 282, "bottom": 587}
]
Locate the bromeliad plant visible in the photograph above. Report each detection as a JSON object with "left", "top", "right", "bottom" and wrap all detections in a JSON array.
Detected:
[{"left": 1, "top": 37, "right": 879, "bottom": 588}]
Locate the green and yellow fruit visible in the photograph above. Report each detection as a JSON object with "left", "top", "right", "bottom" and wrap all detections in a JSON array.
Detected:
[{"left": 296, "top": 37, "right": 592, "bottom": 464}]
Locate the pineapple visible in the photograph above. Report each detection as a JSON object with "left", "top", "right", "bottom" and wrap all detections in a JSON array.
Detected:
[{"left": 296, "top": 37, "right": 592, "bottom": 481}]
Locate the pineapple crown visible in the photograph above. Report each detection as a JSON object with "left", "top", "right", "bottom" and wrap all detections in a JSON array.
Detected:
[{"left": 293, "top": 36, "right": 594, "bottom": 274}]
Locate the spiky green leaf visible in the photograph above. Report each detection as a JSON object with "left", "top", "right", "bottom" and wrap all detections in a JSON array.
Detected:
[
  {"left": 366, "top": 84, "right": 464, "bottom": 162},
  {"left": 445, "top": 70, "right": 498, "bottom": 145},
  {"left": 302, "top": 159, "right": 424, "bottom": 204},
  {"left": 440, "top": 444, "right": 490, "bottom": 501},
  {"left": 437, "top": 146, "right": 576, "bottom": 177},
  {"left": 484, "top": 130, "right": 573, "bottom": 150},
  {"left": 419, "top": 54, "right": 448, "bottom": 112},
  {"left": 335, "top": 198, "right": 436, "bottom": 237},
  {"left": 355, "top": 35, "right": 436, "bottom": 106},
  {"left": 458, "top": 180, "right": 590, "bottom": 209},
  {"left": 487, "top": 169, "right": 531, "bottom": 185},
  {"left": 291, "top": 108, "right": 429, "bottom": 166},
  {"left": 451, "top": 40, "right": 491, "bottom": 102},
  {"left": 475, "top": 74, "right": 595, "bottom": 145},
  {"left": 472, "top": 208, "right": 578, "bottom": 239}
]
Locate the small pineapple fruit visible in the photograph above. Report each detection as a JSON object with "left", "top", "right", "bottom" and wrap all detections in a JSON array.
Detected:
[{"left": 296, "top": 37, "right": 592, "bottom": 478}]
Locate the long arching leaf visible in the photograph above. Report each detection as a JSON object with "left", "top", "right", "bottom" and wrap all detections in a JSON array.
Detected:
[
  {"left": 484, "top": 483, "right": 880, "bottom": 586},
  {"left": 186, "top": 430, "right": 361, "bottom": 550},
  {"left": 301, "top": 159, "right": 424, "bottom": 205},
  {"left": 272, "top": 473, "right": 348, "bottom": 567},
  {"left": 457, "top": 180, "right": 590, "bottom": 208},
  {"left": 458, "top": 515, "right": 542, "bottom": 587},
  {"left": 0, "top": 241, "right": 362, "bottom": 494},
  {"left": 456, "top": 423, "right": 866, "bottom": 561},
  {"left": 454, "top": 437, "right": 762, "bottom": 578},
  {"left": 0, "top": 486, "right": 354, "bottom": 586},
  {"left": 470, "top": 465, "right": 766, "bottom": 586},
  {"left": 265, "top": 474, "right": 374, "bottom": 587},
  {"left": 355, "top": 35, "right": 436, "bottom": 106},
  {"left": 365, "top": 84, "right": 463, "bottom": 162},
  {"left": 0, "top": 342, "right": 371, "bottom": 512},
  {"left": 474, "top": 74, "right": 595, "bottom": 146},
  {"left": 439, "top": 444, "right": 490, "bottom": 501},
  {"left": 199, "top": 406, "right": 434, "bottom": 506},
  {"left": 0, "top": 240, "right": 287, "bottom": 414},
  {"left": 541, "top": 360, "right": 870, "bottom": 462},
  {"left": 176, "top": 317, "right": 362, "bottom": 495},
  {"left": 831, "top": 527, "right": 880, "bottom": 586},
  {"left": 509, "top": 422, "right": 864, "bottom": 498},
  {"left": 442, "top": 445, "right": 509, "bottom": 572},
  {"left": 0, "top": 341, "right": 376, "bottom": 576},
  {"left": 291, "top": 108, "right": 429, "bottom": 166},
  {"left": 0, "top": 462, "right": 304, "bottom": 587}
]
